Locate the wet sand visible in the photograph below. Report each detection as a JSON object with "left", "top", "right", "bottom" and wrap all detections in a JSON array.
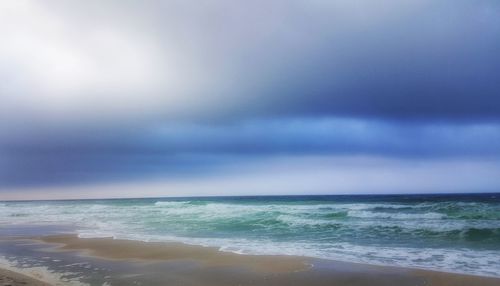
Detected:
[
  {"left": 28, "top": 234, "right": 500, "bottom": 286},
  {"left": 0, "top": 268, "right": 51, "bottom": 286}
]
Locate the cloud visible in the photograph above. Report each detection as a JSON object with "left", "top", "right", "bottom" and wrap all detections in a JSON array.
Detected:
[
  {"left": 2, "top": 117, "right": 500, "bottom": 188},
  {"left": 2, "top": 155, "right": 500, "bottom": 200},
  {"left": 1, "top": 0, "right": 500, "bottom": 130},
  {"left": 1, "top": 1, "right": 500, "bottom": 196},
  {"left": 0, "top": 0, "right": 219, "bottom": 126}
]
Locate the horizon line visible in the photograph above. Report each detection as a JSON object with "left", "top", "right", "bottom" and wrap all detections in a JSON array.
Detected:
[{"left": 1, "top": 191, "right": 498, "bottom": 203}]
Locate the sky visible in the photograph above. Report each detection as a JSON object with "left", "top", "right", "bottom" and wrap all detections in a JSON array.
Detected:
[{"left": 1, "top": 0, "right": 500, "bottom": 200}]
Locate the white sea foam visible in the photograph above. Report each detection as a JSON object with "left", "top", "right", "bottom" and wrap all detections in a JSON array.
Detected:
[
  {"left": 0, "top": 256, "right": 90, "bottom": 286},
  {"left": 154, "top": 201, "right": 191, "bottom": 207},
  {"left": 347, "top": 210, "right": 445, "bottom": 220},
  {"left": 276, "top": 214, "right": 333, "bottom": 226}
]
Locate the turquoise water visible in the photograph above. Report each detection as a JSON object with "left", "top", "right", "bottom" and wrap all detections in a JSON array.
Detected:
[{"left": 1, "top": 194, "right": 500, "bottom": 277}]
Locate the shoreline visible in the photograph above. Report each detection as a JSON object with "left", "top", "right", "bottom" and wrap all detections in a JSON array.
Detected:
[
  {"left": 22, "top": 234, "right": 500, "bottom": 285},
  {"left": 40, "top": 234, "right": 500, "bottom": 279},
  {"left": 0, "top": 266, "right": 52, "bottom": 286},
  {"left": 39, "top": 235, "right": 312, "bottom": 273},
  {"left": 2, "top": 233, "right": 500, "bottom": 285}
]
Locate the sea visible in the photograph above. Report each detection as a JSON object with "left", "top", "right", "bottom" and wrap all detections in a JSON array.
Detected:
[{"left": 1, "top": 193, "right": 499, "bottom": 277}]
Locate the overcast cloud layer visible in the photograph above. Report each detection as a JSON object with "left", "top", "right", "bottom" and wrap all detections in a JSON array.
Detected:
[{"left": 1, "top": 0, "right": 500, "bottom": 199}]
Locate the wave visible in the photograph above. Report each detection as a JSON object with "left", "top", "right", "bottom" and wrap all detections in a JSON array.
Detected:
[
  {"left": 2, "top": 198, "right": 500, "bottom": 277},
  {"left": 347, "top": 210, "right": 444, "bottom": 220},
  {"left": 154, "top": 201, "right": 191, "bottom": 207},
  {"left": 277, "top": 214, "right": 337, "bottom": 227},
  {"left": 459, "top": 227, "right": 500, "bottom": 242}
]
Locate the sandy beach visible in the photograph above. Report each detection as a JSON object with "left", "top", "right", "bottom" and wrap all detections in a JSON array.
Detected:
[
  {"left": 1, "top": 234, "right": 494, "bottom": 286},
  {"left": 2, "top": 196, "right": 500, "bottom": 286},
  {"left": 0, "top": 268, "right": 51, "bottom": 286}
]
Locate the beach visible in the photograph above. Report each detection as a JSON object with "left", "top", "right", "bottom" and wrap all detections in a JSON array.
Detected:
[
  {"left": 1, "top": 194, "right": 499, "bottom": 285},
  {"left": 1, "top": 234, "right": 500, "bottom": 286},
  {"left": 0, "top": 268, "right": 51, "bottom": 286}
]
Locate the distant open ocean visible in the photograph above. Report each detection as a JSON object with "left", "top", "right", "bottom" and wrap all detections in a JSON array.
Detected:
[{"left": 1, "top": 193, "right": 499, "bottom": 277}]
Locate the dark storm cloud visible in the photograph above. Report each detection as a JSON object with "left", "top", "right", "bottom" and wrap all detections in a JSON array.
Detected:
[
  {"left": 2, "top": 118, "right": 500, "bottom": 188},
  {"left": 247, "top": 1, "right": 500, "bottom": 119}
]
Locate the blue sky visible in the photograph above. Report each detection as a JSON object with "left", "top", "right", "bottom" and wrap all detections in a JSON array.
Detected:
[{"left": 1, "top": 1, "right": 500, "bottom": 199}]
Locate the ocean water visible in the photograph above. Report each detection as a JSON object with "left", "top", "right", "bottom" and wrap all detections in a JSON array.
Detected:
[{"left": 1, "top": 194, "right": 500, "bottom": 277}]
